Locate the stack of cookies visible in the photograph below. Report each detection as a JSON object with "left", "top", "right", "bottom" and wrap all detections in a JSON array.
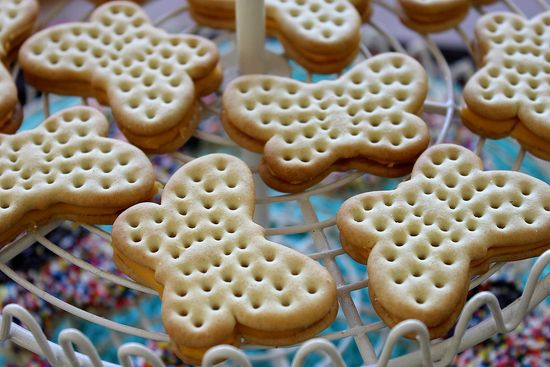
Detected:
[
  {"left": 0, "top": 106, "right": 156, "bottom": 246},
  {"left": 222, "top": 53, "right": 431, "bottom": 192},
  {"left": 112, "top": 154, "right": 338, "bottom": 364},
  {"left": 187, "top": 0, "right": 364, "bottom": 74},
  {"left": 398, "top": 0, "right": 494, "bottom": 33},
  {"left": 337, "top": 144, "right": 550, "bottom": 338},
  {"left": 462, "top": 11, "right": 550, "bottom": 160},
  {"left": 18, "top": 1, "right": 222, "bottom": 152},
  {"left": 0, "top": 0, "right": 38, "bottom": 133}
]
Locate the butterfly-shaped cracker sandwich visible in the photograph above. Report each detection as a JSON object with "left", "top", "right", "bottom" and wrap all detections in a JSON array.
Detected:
[
  {"left": 112, "top": 154, "right": 338, "bottom": 364},
  {"left": 0, "top": 106, "right": 155, "bottom": 246},
  {"left": 19, "top": 1, "right": 221, "bottom": 152},
  {"left": 462, "top": 11, "right": 550, "bottom": 160},
  {"left": 337, "top": 144, "right": 550, "bottom": 338},
  {"left": 222, "top": 53, "right": 430, "bottom": 192},
  {"left": 0, "top": 0, "right": 38, "bottom": 133}
]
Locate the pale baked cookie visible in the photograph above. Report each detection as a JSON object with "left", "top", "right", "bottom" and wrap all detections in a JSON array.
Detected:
[
  {"left": 18, "top": 1, "right": 221, "bottom": 152},
  {"left": 187, "top": 0, "right": 363, "bottom": 74},
  {"left": 337, "top": 144, "right": 550, "bottom": 338},
  {"left": 462, "top": 11, "right": 550, "bottom": 160},
  {"left": 0, "top": 0, "right": 38, "bottom": 133},
  {"left": 0, "top": 106, "right": 156, "bottom": 246},
  {"left": 398, "top": 0, "right": 495, "bottom": 33},
  {"left": 112, "top": 154, "right": 338, "bottom": 364},
  {"left": 222, "top": 53, "right": 430, "bottom": 193}
]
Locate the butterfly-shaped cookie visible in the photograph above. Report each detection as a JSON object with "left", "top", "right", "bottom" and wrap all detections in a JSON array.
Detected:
[
  {"left": 222, "top": 53, "right": 430, "bottom": 192},
  {"left": 0, "top": 106, "right": 155, "bottom": 246},
  {"left": 112, "top": 154, "right": 338, "bottom": 364},
  {"left": 398, "top": 0, "right": 495, "bottom": 33},
  {"left": 19, "top": 1, "right": 221, "bottom": 152},
  {"left": 0, "top": 0, "right": 38, "bottom": 133},
  {"left": 337, "top": 144, "right": 550, "bottom": 338},
  {"left": 462, "top": 11, "right": 550, "bottom": 160},
  {"left": 187, "top": 0, "right": 363, "bottom": 74}
]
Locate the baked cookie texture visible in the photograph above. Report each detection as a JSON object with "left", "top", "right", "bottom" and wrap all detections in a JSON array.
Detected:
[
  {"left": 222, "top": 53, "right": 430, "bottom": 192},
  {"left": 187, "top": 0, "right": 364, "bottom": 74},
  {"left": 462, "top": 11, "right": 550, "bottom": 160},
  {"left": 337, "top": 144, "right": 550, "bottom": 338},
  {"left": 19, "top": 1, "right": 222, "bottom": 152},
  {"left": 112, "top": 154, "right": 338, "bottom": 365},
  {"left": 398, "top": 0, "right": 495, "bottom": 33},
  {"left": 0, "top": 0, "right": 38, "bottom": 133},
  {"left": 0, "top": 106, "right": 156, "bottom": 247}
]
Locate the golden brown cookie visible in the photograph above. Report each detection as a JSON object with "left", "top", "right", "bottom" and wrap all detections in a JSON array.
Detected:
[
  {"left": 398, "top": 0, "right": 495, "bottom": 33},
  {"left": 222, "top": 53, "right": 430, "bottom": 192},
  {"left": 112, "top": 154, "right": 338, "bottom": 364},
  {"left": 463, "top": 11, "right": 550, "bottom": 160},
  {"left": 19, "top": 1, "right": 221, "bottom": 152},
  {"left": 0, "top": 0, "right": 38, "bottom": 133},
  {"left": 187, "top": 0, "right": 363, "bottom": 74},
  {"left": 337, "top": 144, "right": 550, "bottom": 338},
  {"left": 0, "top": 106, "right": 156, "bottom": 246}
]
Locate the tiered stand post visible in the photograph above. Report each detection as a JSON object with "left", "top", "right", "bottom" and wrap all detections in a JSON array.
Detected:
[{"left": 236, "top": 0, "right": 270, "bottom": 226}]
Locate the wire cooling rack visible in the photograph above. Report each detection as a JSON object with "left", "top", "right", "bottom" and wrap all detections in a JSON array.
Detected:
[{"left": 1, "top": 0, "right": 549, "bottom": 366}]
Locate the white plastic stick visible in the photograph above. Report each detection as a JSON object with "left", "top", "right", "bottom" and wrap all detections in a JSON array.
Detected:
[
  {"left": 236, "top": 0, "right": 265, "bottom": 74},
  {"left": 236, "top": 0, "right": 269, "bottom": 226}
]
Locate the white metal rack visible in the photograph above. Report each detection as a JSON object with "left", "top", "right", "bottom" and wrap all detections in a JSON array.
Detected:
[{"left": 0, "top": 0, "right": 549, "bottom": 366}]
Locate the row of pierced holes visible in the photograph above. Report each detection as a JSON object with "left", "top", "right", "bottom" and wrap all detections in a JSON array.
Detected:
[
  {"left": 129, "top": 215, "right": 246, "bottom": 249},
  {"left": 176, "top": 289, "right": 314, "bottom": 328},
  {"left": 48, "top": 48, "right": 195, "bottom": 74},
  {"left": 489, "top": 15, "right": 550, "bottom": 32},
  {"left": 355, "top": 189, "right": 540, "bottom": 229},
  {"left": 480, "top": 63, "right": 550, "bottom": 89},
  {"left": 355, "top": 203, "right": 536, "bottom": 232},
  {"left": 279, "top": 121, "right": 412, "bottom": 141},
  {"left": 280, "top": 131, "right": 411, "bottom": 162},
  {"left": 236, "top": 57, "right": 409, "bottom": 93},
  {"left": 280, "top": 123, "right": 413, "bottom": 144},
  {"left": 260, "top": 116, "right": 417, "bottom": 145},
  {"left": 38, "top": 24, "right": 208, "bottom": 67},
  {"left": 0, "top": 172, "right": 137, "bottom": 205},
  {"left": 245, "top": 91, "right": 411, "bottom": 114},
  {"left": 238, "top": 75, "right": 412, "bottom": 97},
  {"left": 43, "top": 51, "right": 187, "bottom": 90},
  {"left": 42, "top": 43, "right": 207, "bottom": 64},
  {"left": 479, "top": 73, "right": 541, "bottom": 90},
  {"left": 5, "top": 136, "right": 131, "bottom": 160},
  {"left": 42, "top": 17, "right": 201, "bottom": 46},
  {"left": 0, "top": 164, "right": 136, "bottom": 185},
  {"left": 290, "top": 0, "right": 348, "bottom": 23}
]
